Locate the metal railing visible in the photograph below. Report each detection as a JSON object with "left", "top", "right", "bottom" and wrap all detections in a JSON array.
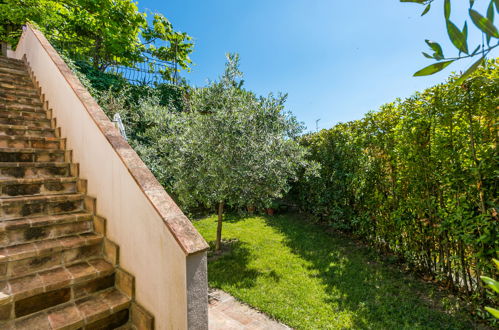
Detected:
[
  {"left": 106, "top": 56, "right": 179, "bottom": 86},
  {"left": 53, "top": 41, "right": 179, "bottom": 86}
]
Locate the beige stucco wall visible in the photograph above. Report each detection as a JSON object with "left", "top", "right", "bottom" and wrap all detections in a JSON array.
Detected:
[{"left": 11, "top": 25, "right": 208, "bottom": 330}]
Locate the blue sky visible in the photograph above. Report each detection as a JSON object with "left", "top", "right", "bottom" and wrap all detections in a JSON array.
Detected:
[{"left": 137, "top": 0, "right": 497, "bottom": 131}]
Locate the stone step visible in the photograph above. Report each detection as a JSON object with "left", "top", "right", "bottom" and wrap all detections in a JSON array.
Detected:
[
  {"left": 0, "top": 71, "right": 31, "bottom": 80},
  {"left": 0, "top": 136, "right": 61, "bottom": 150},
  {"left": 0, "top": 56, "right": 27, "bottom": 70},
  {"left": 0, "top": 56, "right": 25, "bottom": 67},
  {"left": 0, "top": 64, "right": 28, "bottom": 77},
  {"left": 0, "top": 111, "right": 47, "bottom": 123},
  {"left": 0, "top": 193, "right": 85, "bottom": 221},
  {"left": 0, "top": 177, "right": 78, "bottom": 198},
  {"left": 0, "top": 65, "right": 27, "bottom": 77},
  {"left": 0, "top": 233, "right": 103, "bottom": 280},
  {"left": 0, "top": 96, "right": 40, "bottom": 107},
  {"left": 0, "top": 162, "right": 72, "bottom": 180},
  {"left": 0, "top": 103, "right": 45, "bottom": 113},
  {"left": 0, "top": 57, "right": 150, "bottom": 330},
  {"left": 0, "top": 212, "right": 93, "bottom": 247},
  {"left": 0, "top": 93, "right": 42, "bottom": 104},
  {"left": 3, "top": 288, "right": 131, "bottom": 329},
  {"left": 0, "top": 88, "right": 39, "bottom": 100},
  {"left": 0, "top": 96, "right": 43, "bottom": 107},
  {"left": 0, "top": 148, "right": 66, "bottom": 163},
  {"left": 0, "top": 125, "right": 55, "bottom": 138},
  {"left": 0, "top": 66, "right": 30, "bottom": 75},
  {"left": 0, "top": 78, "right": 32, "bottom": 89},
  {"left": 0, "top": 109, "right": 47, "bottom": 121},
  {"left": 0, "top": 73, "right": 32, "bottom": 85},
  {"left": 0, "top": 117, "right": 51, "bottom": 128},
  {"left": 0, "top": 95, "right": 42, "bottom": 108},
  {"left": 0, "top": 259, "right": 115, "bottom": 322},
  {"left": 0, "top": 81, "right": 37, "bottom": 93}
]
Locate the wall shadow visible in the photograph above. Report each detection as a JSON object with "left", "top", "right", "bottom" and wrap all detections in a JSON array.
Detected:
[{"left": 206, "top": 239, "right": 264, "bottom": 289}]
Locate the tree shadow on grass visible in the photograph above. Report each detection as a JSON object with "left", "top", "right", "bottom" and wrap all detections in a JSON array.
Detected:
[
  {"left": 223, "top": 213, "right": 254, "bottom": 223},
  {"left": 264, "top": 214, "right": 479, "bottom": 330},
  {"left": 206, "top": 239, "right": 265, "bottom": 290}
]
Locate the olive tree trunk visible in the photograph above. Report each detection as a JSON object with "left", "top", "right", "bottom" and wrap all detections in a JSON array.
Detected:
[{"left": 215, "top": 201, "right": 225, "bottom": 253}]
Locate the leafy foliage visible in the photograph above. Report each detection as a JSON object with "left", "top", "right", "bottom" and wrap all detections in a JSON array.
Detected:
[
  {"left": 88, "top": 54, "right": 312, "bottom": 252},
  {"left": 170, "top": 55, "right": 308, "bottom": 207},
  {"left": 0, "top": 0, "right": 193, "bottom": 80},
  {"left": 140, "top": 54, "right": 311, "bottom": 250},
  {"left": 75, "top": 61, "right": 129, "bottom": 92},
  {"left": 292, "top": 60, "right": 499, "bottom": 315},
  {"left": 76, "top": 60, "right": 188, "bottom": 112},
  {"left": 0, "top": 0, "right": 61, "bottom": 44},
  {"left": 87, "top": 81, "right": 188, "bottom": 188},
  {"left": 481, "top": 259, "right": 499, "bottom": 318},
  {"left": 66, "top": 55, "right": 189, "bottom": 191},
  {"left": 141, "top": 13, "right": 193, "bottom": 81},
  {"left": 402, "top": 0, "right": 499, "bottom": 81}
]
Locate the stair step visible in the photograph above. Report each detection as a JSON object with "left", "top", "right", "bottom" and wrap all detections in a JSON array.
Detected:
[
  {"left": 0, "top": 67, "right": 30, "bottom": 76},
  {"left": 3, "top": 288, "right": 130, "bottom": 329},
  {"left": 0, "top": 79, "right": 32, "bottom": 89},
  {"left": 0, "top": 109, "right": 47, "bottom": 121},
  {"left": 0, "top": 148, "right": 65, "bottom": 162},
  {"left": 0, "top": 177, "right": 78, "bottom": 198},
  {"left": 0, "top": 103, "right": 45, "bottom": 113},
  {"left": 0, "top": 212, "right": 93, "bottom": 247},
  {"left": 0, "top": 67, "right": 30, "bottom": 77},
  {"left": 0, "top": 259, "right": 115, "bottom": 321},
  {"left": 0, "top": 65, "right": 27, "bottom": 77},
  {"left": 0, "top": 71, "right": 29, "bottom": 84},
  {"left": 0, "top": 96, "right": 43, "bottom": 107},
  {"left": 0, "top": 56, "right": 25, "bottom": 67},
  {"left": 0, "top": 125, "right": 54, "bottom": 138},
  {"left": 0, "top": 162, "right": 72, "bottom": 179},
  {"left": 0, "top": 124, "right": 54, "bottom": 138},
  {"left": 0, "top": 109, "right": 46, "bottom": 120},
  {"left": 0, "top": 232, "right": 101, "bottom": 262},
  {"left": 0, "top": 233, "right": 103, "bottom": 279},
  {"left": 0, "top": 193, "right": 85, "bottom": 221},
  {"left": 0, "top": 136, "right": 61, "bottom": 150},
  {"left": 0, "top": 95, "right": 42, "bottom": 107},
  {"left": 0, "top": 62, "right": 29, "bottom": 72},
  {"left": 0, "top": 89, "right": 39, "bottom": 100},
  {"left": 0, "top": 110, "right": 47, "bottom": 122},
  {"left": 0, "top": 81, "right": 37, "bottom": 93},
  {"left": 0, "top": 57, "right": 147, "bottom": 329},
  {"left": 0, "top": 74, "right": 32, "bottom": 85},
  {"left": 0, "top": 117, "right": 51, "bottom": 128}
]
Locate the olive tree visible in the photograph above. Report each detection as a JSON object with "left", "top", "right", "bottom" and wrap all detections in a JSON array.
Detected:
[{"left": 168, "top": 54, "right": 311, "bottom": 252}]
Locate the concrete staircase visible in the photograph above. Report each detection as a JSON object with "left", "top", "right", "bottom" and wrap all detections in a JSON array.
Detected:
[{"left": 0, "top": 56, "right": 153, "bottom": 329}]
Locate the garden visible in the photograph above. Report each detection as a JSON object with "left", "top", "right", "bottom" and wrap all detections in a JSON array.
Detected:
[
  {"left": 1, "top": 0, "right": 498, "bottom": 328},
  {"left": 195, "top": 214, "right": 480, "bottom": 329}
]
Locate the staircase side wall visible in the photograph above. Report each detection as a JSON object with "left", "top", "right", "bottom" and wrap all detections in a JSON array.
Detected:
[{"left": 11, "top": 25, "right": 208, "bottom": 330}]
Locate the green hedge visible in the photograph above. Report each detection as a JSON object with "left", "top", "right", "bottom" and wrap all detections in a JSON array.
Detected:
[{"left": 292, "top": 61, "right": 498, "bottom": 304}]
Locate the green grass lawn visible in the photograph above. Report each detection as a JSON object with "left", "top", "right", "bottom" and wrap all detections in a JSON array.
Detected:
[{"left": 194, "top": 213, "right": 482, "bottom": 330}]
